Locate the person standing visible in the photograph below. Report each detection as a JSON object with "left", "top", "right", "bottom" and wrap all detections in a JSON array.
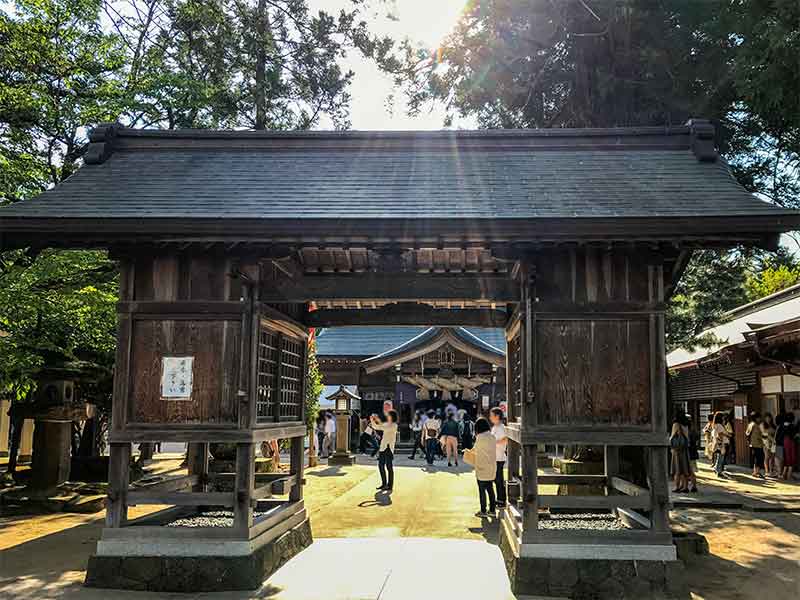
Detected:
[
  {"left": 422, "top": 410, "right": 441, "bottom": 465},
  {"left": 359, "top": 416, "right": 379, "bottom": 457},
  {"left": 762, "top": 413, "right": 777, "bottom": 476},
  {"left": 702, "top": 414, "right": 715, "bottom": 460},
  {"left": 316, "top": 414, "right": 327, "bottom": 459},
  {"left": 489, "top": 407, "right": 508, "bottom": 508},
  {"left": 685, "top": 415, "right": 699, "bottom": 493},
  {"left": 441, "top": 413, "right": 460, "bottom": 467},
  {"left": 746, "top": 412, "right": 765, "bottom": 478},
  {"left": 780, "top": 413, "right": 796, "bottom": 481},
  {"left": 408, "top": 412, "right": 424, "bottom": 460},
  {"left": 670, "top": 421, "right": 690, "bottom": 492},
  {"left": 711, "top": 412, "right": 729, "bottom": 477},
  {"left": 463, "top": 417, "right": 497, "bottom": 517},
  {"left": 323, "top": 411, "right": 336, "bottom": 458},
  {"left": 461, "top": 413, "right": 475, "bottom": 450},
  {"left": 371, "top": 411, "right": 398, "bottom": 491}
]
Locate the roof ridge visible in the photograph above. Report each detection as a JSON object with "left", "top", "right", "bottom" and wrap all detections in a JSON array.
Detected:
[{"left": 81, "top": 119, "right": 718, "bottom": 165}]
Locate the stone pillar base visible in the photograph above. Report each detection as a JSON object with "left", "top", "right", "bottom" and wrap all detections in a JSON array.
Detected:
[
  {"left": 84, "top": 518, "right": 312, "bottom": 592},
  {"left": 328, "top": 453, "right": 356, "bottom": 466}
]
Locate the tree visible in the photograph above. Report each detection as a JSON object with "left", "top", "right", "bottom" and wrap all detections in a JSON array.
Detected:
[
  {"left": 103, "top": 0, "right": 399, "bottom": 130},
  {"left": 0, "top": 0, "right": 123, "bottom": 407},
  {"left": 395, "top": 0, "right": 800, "bottom": 346}
]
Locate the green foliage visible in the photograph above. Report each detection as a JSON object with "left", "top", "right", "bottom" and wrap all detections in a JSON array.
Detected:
[
  {"left": 0, "top": 249, "right": 118, "bottom": 400},
  {"left": 0, "top": 0, "right": 395, "bottom": 402},
  {"left": 104, "top": 0, "right": 399, "bottom": 130},
  {"left": 304, "top": 339, "right": 323, "bottom": 432},
  {"left": 745, "top": 253, "right": 800, "bottom": 301},
  {"left": 396, "top": 0, "right": 800, "bottom": 348},
  {"left": 666, "top": 250, "right": 749, "bottom": 352},
  {"left": 0, "top": 0, "right": 127, "bottom": 201}
]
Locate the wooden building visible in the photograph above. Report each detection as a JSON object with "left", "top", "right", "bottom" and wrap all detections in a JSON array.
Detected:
[
  {"left": 1, "top": 121, "right": 797, "bottom": 595},
  {"left": 316, "top": 326, "right": 506, "bottom": 436},
  {"left": 669, "top": 284, "right": 800, "bottom": 465}
]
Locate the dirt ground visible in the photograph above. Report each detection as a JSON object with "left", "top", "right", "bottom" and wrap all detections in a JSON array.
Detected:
[{"left": 0, "top": 456, "right": 798, "bottom": 599}]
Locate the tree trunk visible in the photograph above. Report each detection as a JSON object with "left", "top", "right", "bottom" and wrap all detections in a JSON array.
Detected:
[{"left": 254, "top": 0, "right": 267, "bottom": 129}]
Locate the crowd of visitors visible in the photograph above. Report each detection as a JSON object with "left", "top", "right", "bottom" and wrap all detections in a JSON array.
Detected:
[
  {"left": 348, "top": 403, "right": 509, "bottom": 514},
  {"left": 670, "top": 411, "right": 800, "bottom": 482}
]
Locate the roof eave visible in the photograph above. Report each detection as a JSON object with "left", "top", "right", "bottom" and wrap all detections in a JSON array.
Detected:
[{"left": 1, "top": 215, "right": 795, "bottom": 252}]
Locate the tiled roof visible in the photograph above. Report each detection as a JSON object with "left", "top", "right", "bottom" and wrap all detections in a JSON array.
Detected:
[
  {"left": 316, "top": 326, "right": 506, "bottom": 358},
  {"left": 0, "top": 124, "right": 795, "bottom": 225}
]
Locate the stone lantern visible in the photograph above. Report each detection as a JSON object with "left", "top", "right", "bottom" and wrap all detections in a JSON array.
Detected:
[{"left": 326, "top": 386, "right": 360, "bottom": 466}]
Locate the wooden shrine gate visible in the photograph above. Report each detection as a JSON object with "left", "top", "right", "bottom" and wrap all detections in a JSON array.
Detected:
[{"left": 0, "top": 122, "right": 797, "bottom": 595}]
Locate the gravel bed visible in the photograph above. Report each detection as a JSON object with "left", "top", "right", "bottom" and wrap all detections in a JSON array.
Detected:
[
  {"left": 537, "top": 512, "right": 628, "bottom": 531},
  {"left": 164, "top": 510, "right": 271, "bottom": 528}
]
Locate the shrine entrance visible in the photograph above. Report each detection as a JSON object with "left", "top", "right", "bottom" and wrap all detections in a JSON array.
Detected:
[{"left": 0, "top": 122, "right": 795, "bottom": 596}]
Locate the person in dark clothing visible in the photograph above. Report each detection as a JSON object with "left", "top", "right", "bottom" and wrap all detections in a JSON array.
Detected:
[
  {"left": 441, "top": 413, "right": 460, "bottom": 466},
  {"left": 408, "top": 411, "right": 424, "bottom": 459},
  {"left": 460, "top": 413, "right": 475, "bottom": 450},
  {"left": 359, "top": 418, "right": 379, "bottom": 456}
]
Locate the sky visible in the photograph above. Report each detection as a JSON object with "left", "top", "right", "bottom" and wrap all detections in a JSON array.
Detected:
[{"left": 310, "top": 0, "right": 475, "bottom": 131}]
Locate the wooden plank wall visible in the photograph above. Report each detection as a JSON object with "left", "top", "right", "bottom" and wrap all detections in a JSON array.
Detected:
[
  {"left": 125, "top": 254, "right": 242, "bottom": 426},
  {"left": 533, "top": 248, "right": 661, "bottom": 429},
  {"left": 537, "top": 320, "right": 651, "bottom": 426}
]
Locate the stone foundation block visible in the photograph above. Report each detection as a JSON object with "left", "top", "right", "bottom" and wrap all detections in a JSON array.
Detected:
[
  {"left": 500, "top": 521, "right": 689, "bottom": 599},
  {"left": 85, "top": 518, "right": 312, "bottom": 592}
]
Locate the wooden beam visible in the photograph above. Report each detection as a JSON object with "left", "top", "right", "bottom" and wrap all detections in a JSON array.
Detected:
[
  {"left": 516, "top": 429, "right": 669, "bottom": 446},
  {"left": 109, "top": 423, "right": 306, "bottom": 443},
  {"left": 538, "top": 495, "right": 651, "bottom": 510},
  {"left": 117, "top": 300, "right": 245, "bottom": 316},
  {"left": 304, "top": 303, "right": 508, "bottom": 327},
  {"left": 261, "top": 273, "right": 519, "bottom": 303},
  {"left": 127, "top": 491, "right": 234, "bottom": 507},
  {"left": 610, "top": 476, "right": 648, "bottom": 497},
  {"left": 131, "top": 474, "right": 200, "bottom": 493},
  {"left": 537, "top": 474, "right": 607, "bottom": 485}
]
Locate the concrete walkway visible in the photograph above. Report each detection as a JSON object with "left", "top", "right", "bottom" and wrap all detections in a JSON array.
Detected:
[{"left": 1, "top": 455, "right": 515, "bottom": 599}]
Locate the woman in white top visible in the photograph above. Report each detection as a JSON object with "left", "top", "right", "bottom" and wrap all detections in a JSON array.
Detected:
[
  {"left": 463, "top": 417, "right": 497, "bottom": 517},
  {"left": 371, "top": 410, "right": 398, "bottom": 491}
]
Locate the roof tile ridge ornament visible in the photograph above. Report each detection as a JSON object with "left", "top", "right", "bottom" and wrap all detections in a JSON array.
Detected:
[
  {"left": 686, "top": 118, "right": 718, "bottom": 162},
  {"left": 84, "top": 122, "right": 122, "bottom": 165}
]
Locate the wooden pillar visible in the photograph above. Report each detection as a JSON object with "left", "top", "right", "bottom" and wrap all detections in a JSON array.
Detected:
[
  {"left": 520, "top": 262, "right": 539, "bottom": 541},
  {"left": 234, "top": 442, "right": 255, "bottom": 532},
  {"left": 647, "top": 262, "right": 670, "bottom": 534},
  {"left": 290, "top": 436, "right": 304, "bottom": 501},
  {"left": 521, "top": 444, "right": 539, "bottom": 541},
  {"left": 507, "top": 440, "right": 521, "bottom": 503},
  {"left": 187, "top": 442, "right": 209, "bottom": 491},
  {"left": 0, "top": 399, "right": 9, "bottom": 457},
  {"left": 106, "top": 442, "right": 131, "bottom": 528},
  {"left": 604, "top": 445, "right": 620, "bottom": 480},
  {"left": 648, "top": 448, "right": 670, "bottom": 533}
]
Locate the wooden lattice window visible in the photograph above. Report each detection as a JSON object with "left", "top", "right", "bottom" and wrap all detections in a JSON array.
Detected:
[
  {"left": 508, "top": 331, "right": 522, "bottom": 418},
  {"left": 256, "top": 327, "right": 279, "bottom": 423},
  {"left": 278, "top": 336, "right": 303, "bottom": 420}
]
